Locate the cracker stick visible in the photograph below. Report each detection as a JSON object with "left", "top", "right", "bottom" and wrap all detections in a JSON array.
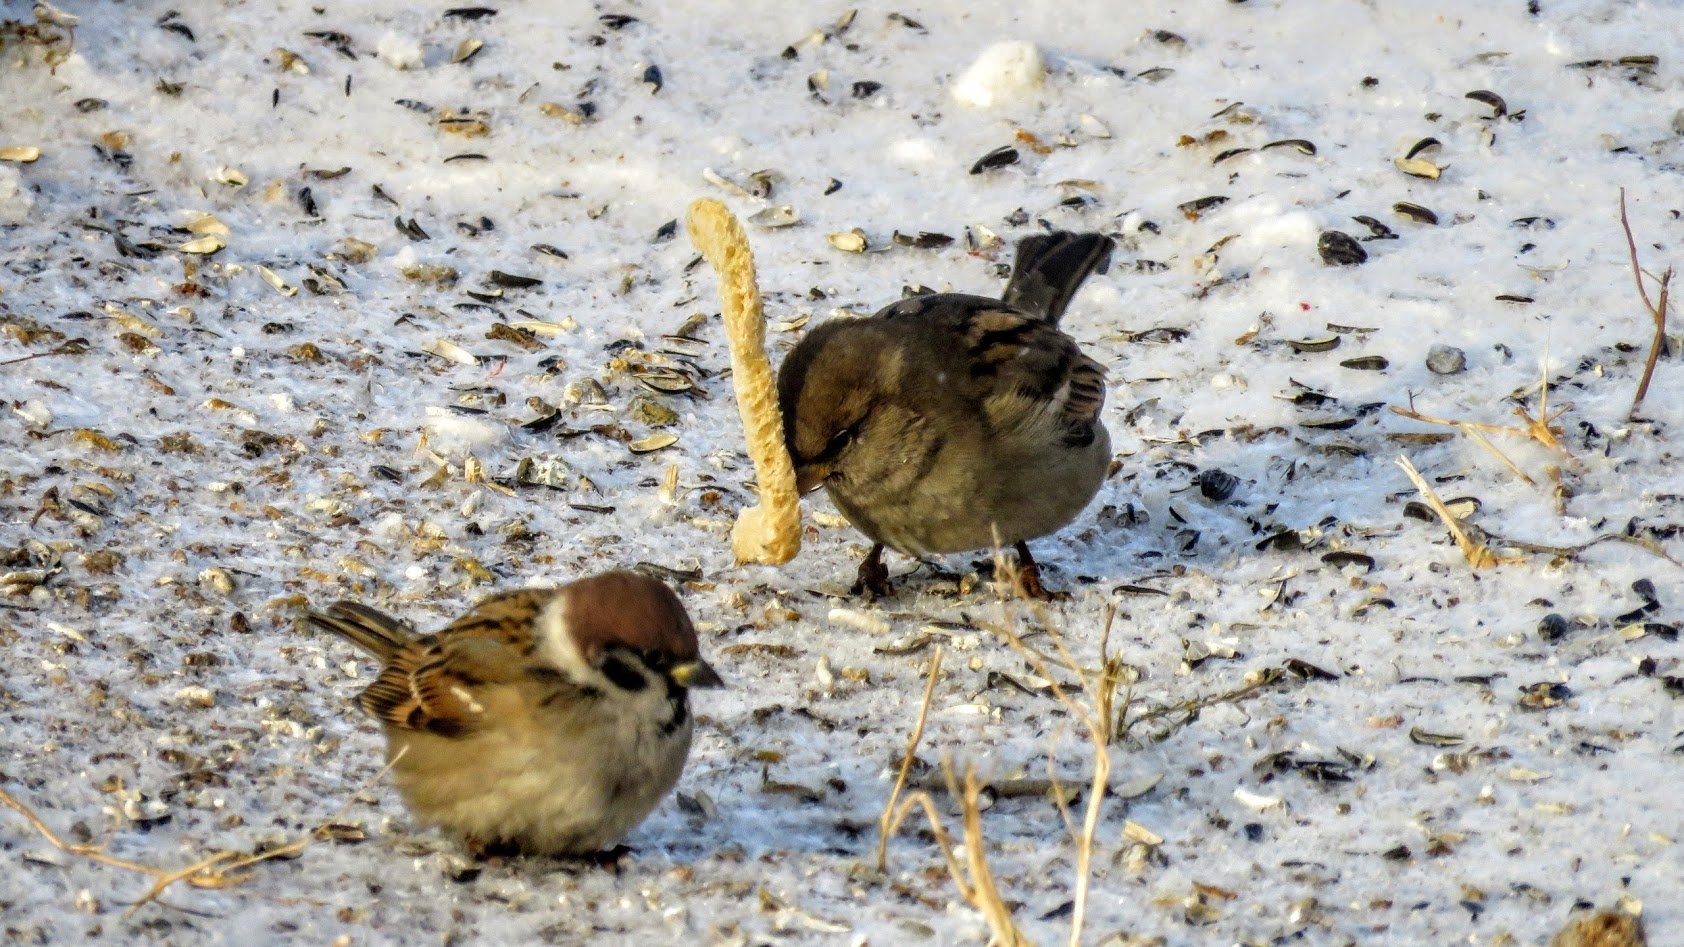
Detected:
[{"left": 686, "top": 198, "right": 801, "bottom": 565}]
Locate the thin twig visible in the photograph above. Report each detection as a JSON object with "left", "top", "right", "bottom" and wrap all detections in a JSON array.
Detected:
[
  {"left": 1619, "top": 187, "right": 1673, "bottom": 415},
  {"left": 1, "top": 746, "right": 407, "bottom": 915},
  {"left": 0, "top": 339, "right": 89, "bottom": 366},
  {"left": 1, "top": 785, "right": 249, "bottom": 912},
  {"left": 1121, "top": 668, "right": 1287, "bottom": 741},
  {"left": 1396, "top": 454, "right": 1520, "bottom": 569},
  {"left": 876, "top": 646, "right": 944, "bottom": 873}
]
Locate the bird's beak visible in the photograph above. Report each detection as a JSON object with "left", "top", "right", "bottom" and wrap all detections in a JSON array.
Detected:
[
  {"left": 670, "top": 659, "right": 724, "bottom": 689},
  {"left": 794, "top": 465, "right": 826, "bottom": 495}
]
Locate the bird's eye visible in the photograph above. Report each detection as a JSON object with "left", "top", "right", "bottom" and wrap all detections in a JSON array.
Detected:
[
  {"left": 818, "top": 425, "right": 857, "bottom": 462},
  {"left": 599, "top": 654, "right": 649, "bottom": 692}
]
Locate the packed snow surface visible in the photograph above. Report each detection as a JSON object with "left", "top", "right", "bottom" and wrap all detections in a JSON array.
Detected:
[{"left": 2, "top": 0, "right": 1682, "bottom": 943}]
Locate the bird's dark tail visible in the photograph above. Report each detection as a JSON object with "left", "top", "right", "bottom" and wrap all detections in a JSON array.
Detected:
[
  {"left": 1001, "top": 231, "right": 1115, "bottom": 326},
  {"left": 304, "top": 601, "right": 414, "bottom": 660}
]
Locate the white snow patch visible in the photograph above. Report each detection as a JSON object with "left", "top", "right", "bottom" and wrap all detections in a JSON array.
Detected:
[
  {"left": 421, "top": 408, "right": 509, "bottom": 458},
  {"left": 376, "top": 32, "right": 425, "bottom": 70},
  {"left": 951, "top": 41, "right": 1045, "bottom": 109},
  {"left": 0, "top": 165, "right": 32, "bottom": 224}
]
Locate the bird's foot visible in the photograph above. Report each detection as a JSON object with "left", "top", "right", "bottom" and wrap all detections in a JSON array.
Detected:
[
  {"left": 1009, "top": 542, "right": 1066, "bottom": 602},
  {"left": 851, "top": 544, "right": 893, "bottom": 599},
  {"left": 466, "top": 837, "right": 522, "bottom": 861},
  {"left": 576, "top": 844, "right": 633, "bottom": 871}
]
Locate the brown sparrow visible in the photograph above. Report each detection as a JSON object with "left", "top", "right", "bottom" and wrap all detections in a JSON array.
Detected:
[
  {"left": 306, "top": 571, "right": 722, "bottom": 857},
  {"left": 777, "top": 230, "right": 1115, "bottom": 597}
]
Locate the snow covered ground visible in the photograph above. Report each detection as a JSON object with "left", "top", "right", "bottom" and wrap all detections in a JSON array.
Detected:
[{"left": 3, "top": 0, "right": 1681, "bottom": 942}]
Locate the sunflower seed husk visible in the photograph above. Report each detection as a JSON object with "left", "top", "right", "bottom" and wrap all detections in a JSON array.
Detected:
[
  {"left": 628, "top": 433, "right": 678, "bottom": 454},
  {"left": 1465, "top": 90, "right": 1508, "bottom": 118},
  {"left": 451, "top": 38, "right": 485, "bottom": 64},
  {"left": 539, "top": 102, "right": 589, "bottom": 124},
  {"left": 748, "top": 205, "right": 801, "bottom": 228},
  {"left": 970, "top": 145, "right": 1019, "bottom": 174},
  {"left": 1405, "top": 137, "right": 1442, "bottom": 160},
  {"left": 1286, "top": 336, "right": 1341, "bottom": 353},
  {"left": 892, "top": 231, "right": 953, "bottom": 249},
  {"left": 487, "top": 270, "right": 541, "bottom": 288},
  {"left": 178, "top": 235, "right": 225, "bottom": 254},
  {"left": 1195, "top": 469, "right": 1239, "bottom": 501},
  {"left": 257, "top": 265, "right": 296, "bottom": 296},
  {"left": 422, "top": 338, "right": 479, "bottom": 366},
  {"left": 187, "top": 214, "right": 230, "bottom": 236},
  {"left": 1394, "top": 157, "right": 1442, "bottom": 180},
  {"left": 827, "top": 228, "right": 867, "bottom": 253},
  {"left": 1392, "top": 202, "right": 1438, "bottom": 225},
  {"left": 1339, "top": 355, "right": 1388, "bottom": 371},
  {"left": 633, "top": 369, "right": 695, "bottom": 395},
  {"left": 1317, "top": 231, "right": 1367, "bottom": 266}
]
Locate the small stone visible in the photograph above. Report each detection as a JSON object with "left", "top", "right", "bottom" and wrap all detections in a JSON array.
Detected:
[
  {"left": 1317, "top": 230, "right": 1367, "bottom": 266},
  {"left": 1426, "top": 344, "right": 1467, "bottom": 375}
]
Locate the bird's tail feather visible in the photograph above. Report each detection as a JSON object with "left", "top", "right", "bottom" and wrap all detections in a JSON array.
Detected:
[
  {"left": 305, "top": 601, "right": 414, "bottom": 659},
  {"left": 1001, "top": 231, "right": 1115, "bottom": 326}
]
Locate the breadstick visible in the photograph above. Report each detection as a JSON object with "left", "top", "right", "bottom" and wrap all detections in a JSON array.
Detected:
[{"left": 686, "top": 198, "right": 801, "bottom": 565}]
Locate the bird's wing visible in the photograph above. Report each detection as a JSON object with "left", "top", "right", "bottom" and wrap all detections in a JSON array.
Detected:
[
  {"left": 891, "top": 297, "right": 1107, "bottom": 445},
  {"left": 357, "top": 588, "right": 570, "bottom": 737}
]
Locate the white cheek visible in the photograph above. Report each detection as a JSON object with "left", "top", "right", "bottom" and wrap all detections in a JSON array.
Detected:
[{"left": 537, "top": 596, "right": 594, "bottom": 680}]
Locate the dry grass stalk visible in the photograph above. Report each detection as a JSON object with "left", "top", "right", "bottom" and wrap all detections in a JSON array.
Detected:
[
  {"left": 877, "top": 555, "right": 1127, "bottom": 946},
  {"left": 1619, "top": 188, "right": 1673, "bottom": 417},
  {"left": 876, "top": 645, "right": 944, "bottom": 873},
  {"left": 1396, "top": 454, "right": 1522, "bottom": 569},
  {"left": 875, "top": 622, "right": 1023, "bottom": 944},
  {"left": 984, "top": 553, "right": 1126, "bottom": 947},
  {"left": 883, "top": 763, "right": 1031, "bottom": 947},
  {"left": 1, "top": 748, "right": 404, "bottom": 915},
  {"left": 1390, "top": 364, "right": 1574, "bottom": 488}
]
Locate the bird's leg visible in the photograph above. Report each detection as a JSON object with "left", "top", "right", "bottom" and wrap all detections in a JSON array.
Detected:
[
  {"left": 851, "top": 543, "right": 893, "bottom": 598},
  {"left": 577, "top": 844, "right": 632, "bottom": 871},
  {"left": 466, "top": 836, "right": 522, "bottom": 861},
  {"left": 1012, "top": 542, "right": 1062, "bottom": 601}
]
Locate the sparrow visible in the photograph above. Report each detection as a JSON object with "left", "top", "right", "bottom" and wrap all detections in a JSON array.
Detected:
[
  {"left": 305, "top": 570, "right": 722, "bottom": 858},
  {"left": 777, "top": 230, "right": 1115, "bottom": 598}
]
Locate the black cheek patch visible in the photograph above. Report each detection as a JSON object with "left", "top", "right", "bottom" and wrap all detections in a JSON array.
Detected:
[
  {"left": 662, "top": 678, "right": 690, "bottom": 736},
  {"left": 600, "top": 655, "right": 649, "bottom": 692}
]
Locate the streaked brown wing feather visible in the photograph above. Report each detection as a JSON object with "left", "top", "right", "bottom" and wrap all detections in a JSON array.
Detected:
[
  {"left": 358, "top": 590, "right": 561, "bottom": 737},
  {"left": 359, "top": 638, "right": 490, "bottom": 737},
  {"left": 958, "top": 305, "right": 1106, "bottom": 437},
  {"left": 1062, "top": 352, "right": 1107, "bottom": 428},
  {"left": 436, "top": 587, "right": 557, "bottom": 656}
]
